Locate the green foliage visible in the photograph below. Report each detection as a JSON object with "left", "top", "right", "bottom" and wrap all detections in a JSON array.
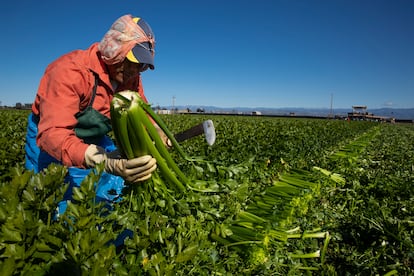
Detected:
[
  {"left": 0, "top": 110, "right": 30, "bottom": 182},
  {"left": 306, "top": 123, "right": 414, "bottom": 275},
  {"left": 0, "top": 110, "right": 413, "bottom": 275},
  {"left": 0, "top": 164, "right": 68, "bottom": 275}
]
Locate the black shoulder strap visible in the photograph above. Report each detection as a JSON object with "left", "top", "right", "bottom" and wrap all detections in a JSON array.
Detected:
[{"left": 88, "top": 72, "right": 99, "bottom": 107}]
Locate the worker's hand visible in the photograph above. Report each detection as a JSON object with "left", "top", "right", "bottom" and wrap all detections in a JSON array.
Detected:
[
  {"left": 84, "top": 145, "right": 157, "bottom": 183},
  {"left": 155, "top": 125, "right": 172, "bottom": 149}
]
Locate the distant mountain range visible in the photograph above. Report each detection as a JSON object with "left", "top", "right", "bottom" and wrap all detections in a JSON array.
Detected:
[{"left": 158, "top": 105, "right": 414, "bottom": 121}]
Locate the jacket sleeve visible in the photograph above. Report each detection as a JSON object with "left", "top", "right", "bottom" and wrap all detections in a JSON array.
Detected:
[{"left": 35, "top": 64, "right": 92, "bottom": 168}]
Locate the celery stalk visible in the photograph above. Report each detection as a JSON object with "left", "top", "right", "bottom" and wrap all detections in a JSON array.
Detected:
[
  {"left": 126, "top": 94, "right": 148, "bottom": 156},
  {"left": 129, "top": 96, "right": 189, "bottom": 185},
  {"left": 137, "top": 98, "right": 199, "bottom": 161},
  {"left": 140, "top": 121, "right": 186, "bottom": 193},
  {"left": 110, "top": 97, "right": 134, "bottom": 159}
]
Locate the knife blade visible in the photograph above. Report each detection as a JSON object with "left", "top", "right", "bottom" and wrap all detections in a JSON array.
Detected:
[{"left": 174, "top": 120, "right": 216, "bottom": 146}]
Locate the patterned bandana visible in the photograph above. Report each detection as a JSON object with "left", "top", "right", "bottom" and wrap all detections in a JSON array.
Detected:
[{"left": 98, "top": 14, "right": 155, "bottom": 65}]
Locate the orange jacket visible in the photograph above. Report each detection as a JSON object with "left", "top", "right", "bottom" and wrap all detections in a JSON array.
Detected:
[{"left": 32, "top": 43, "right": 149, "bottom": 168}]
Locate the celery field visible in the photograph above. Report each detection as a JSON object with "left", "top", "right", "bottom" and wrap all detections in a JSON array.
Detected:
[{"left": 0, "top": 109, "right": 413, "bottom": 275}]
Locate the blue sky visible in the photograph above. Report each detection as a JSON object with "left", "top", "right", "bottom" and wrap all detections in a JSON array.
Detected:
[{"left": 1, "top": 0, "right": 413, "bottom": 109}]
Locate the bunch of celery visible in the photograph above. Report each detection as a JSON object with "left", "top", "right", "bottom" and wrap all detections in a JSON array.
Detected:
[{"left": 110, "top": 91, "right": 189, "bottom": 192}]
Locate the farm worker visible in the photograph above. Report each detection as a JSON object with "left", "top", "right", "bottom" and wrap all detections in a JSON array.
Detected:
[{"left": 24, "top": 15, "right": 166, "bottom": 218}]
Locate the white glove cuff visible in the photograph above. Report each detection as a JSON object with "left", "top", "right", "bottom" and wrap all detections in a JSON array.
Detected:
[{"left": 84, "top": 144, "right": 107, "bottom": 168}]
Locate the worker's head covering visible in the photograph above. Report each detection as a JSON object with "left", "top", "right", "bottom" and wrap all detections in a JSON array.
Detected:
[{"left": 98, "top": 14, "right": 155, "bottom": 69}]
